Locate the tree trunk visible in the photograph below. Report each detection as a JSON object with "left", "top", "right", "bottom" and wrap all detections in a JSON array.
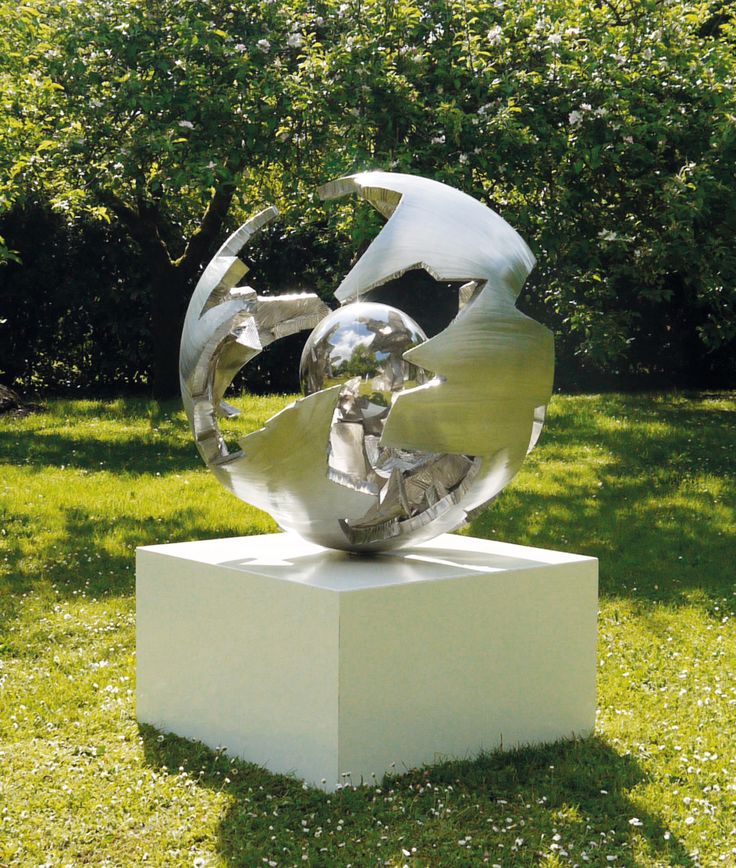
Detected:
[
  {"left": 99, "top": 179, "right": 241, "bottom": 399},
  {"left": 0, "top": 383, "right": 22, "bottom": 413}
]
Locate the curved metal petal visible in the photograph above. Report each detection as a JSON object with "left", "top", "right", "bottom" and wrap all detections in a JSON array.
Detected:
[
  {"left": 319, "top": 171, "right": 536, "bottom": 303},
  {"left": 213, "top": 385, "right": 377, "bottom": 549},
  {"left": 322, "top": 171, "right": 554, "bottom": 535},
  {"left": 180, "top": 208, "right": 330, "bottom": 465},
  {"left": 384, "top": 295, "right": 553, "bottom": 456}
]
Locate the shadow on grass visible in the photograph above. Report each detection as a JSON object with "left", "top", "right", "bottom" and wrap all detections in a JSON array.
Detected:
[
  {"left": 0, "top": 503, "right": 267, "bottom": 640},
  {"left": 0, "top": 426, "right": 197, "bottom": 477},
  {"left": 140, "top": 726, "right": 693, "bottom": 866},
  {"left": 468, "top": 392, "right": 735, "bottom": 605}
]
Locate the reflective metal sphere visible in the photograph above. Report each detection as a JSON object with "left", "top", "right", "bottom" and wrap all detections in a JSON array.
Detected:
[
  {"left": 300, "top": 301, "right": 428, "bottom": 404},
  {"left": 297, "top": 302, "right": 478, "bottom": 547},
  {"left": 299, "top": 301, "right": 431, "bottom": 490}
]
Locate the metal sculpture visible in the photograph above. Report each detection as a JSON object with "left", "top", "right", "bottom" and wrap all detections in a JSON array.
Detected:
[{"left": 180, "top": 171, "right": 554, "bottom": 552}]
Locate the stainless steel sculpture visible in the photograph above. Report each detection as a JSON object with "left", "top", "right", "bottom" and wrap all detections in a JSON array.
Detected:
[{"left": 180, "top": 171, "right": 554, "bottom": 552}]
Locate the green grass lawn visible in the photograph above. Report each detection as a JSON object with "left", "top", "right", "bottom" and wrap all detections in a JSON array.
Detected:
[{"left": 1, "top": 392, "right": 734, "bottom": 866}]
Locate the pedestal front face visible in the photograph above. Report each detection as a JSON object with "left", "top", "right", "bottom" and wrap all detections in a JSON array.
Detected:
[{"left": 136, "top": 534, "right": 598, "bottom": 790}]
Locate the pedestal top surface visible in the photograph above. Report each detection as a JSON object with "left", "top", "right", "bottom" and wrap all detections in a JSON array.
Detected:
[{"left": 138, "top": 533, "right": 596, "bottom": 592}]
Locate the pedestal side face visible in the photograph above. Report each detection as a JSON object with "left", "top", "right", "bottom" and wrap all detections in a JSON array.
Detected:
[
  {"left": 136, "top": 549, "right": 340, "bottom": 785},
  {"left": 136, "top": 534, "right": 597, "bottom": 790},
  {"left": 337, "top": 558, "right": 598, "bottom": 781}
]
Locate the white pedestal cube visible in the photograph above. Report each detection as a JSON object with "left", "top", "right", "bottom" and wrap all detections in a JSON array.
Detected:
[{"left": 136, "top": 533, "right": 597, "bottom": 790}]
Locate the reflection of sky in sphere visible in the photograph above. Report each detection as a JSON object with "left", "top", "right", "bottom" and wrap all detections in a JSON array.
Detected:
[
  {"left": 300, "top": 302, "right": 428, "bottom": 397},
  {"left": 328, "top": 325, "right": 375, "bottom": 368}
]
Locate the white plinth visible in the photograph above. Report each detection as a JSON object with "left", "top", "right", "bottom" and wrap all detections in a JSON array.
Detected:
[{"left": 136, "top": 533, "right": 597, "bottom": 790}]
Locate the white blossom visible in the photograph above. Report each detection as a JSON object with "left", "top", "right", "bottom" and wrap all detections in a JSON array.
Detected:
[
  {"left": 487, "top": 25, "right": 502, "bottom": 46},
  {"left": 568, "top": 110, "right": 583, "bottom": 125},
  {"left": 257, "top": 38, "right": 270, "bottom": 52},
  {"left": 178, "top": 120, "right": 194, "bottom": 130},
  {"left": 287, "top": 32, "right": 303, "bottom": 48},
  {"left": 548, "top": 33, "right": 562, "bottom": 45}
]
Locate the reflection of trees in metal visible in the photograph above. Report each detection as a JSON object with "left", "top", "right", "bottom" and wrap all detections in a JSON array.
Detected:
[
  {"left": 300, "top": 302, "right": 426, "bottom": 396},
  {"left": 180, "top": 173, "right": 554, "bottom": 552},
  {"left": 299, "top": 301, "right": 476, "bottom": 541}
]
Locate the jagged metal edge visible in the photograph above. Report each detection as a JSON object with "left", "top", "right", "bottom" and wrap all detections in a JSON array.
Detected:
[
  {"left": 213, "top": 385, "right": 376, "bottom": 544},
  {"left": 320, "top": 171, "right": 554, "bottom": 545},
  {"left": 179, "top": 209, "right": 330, "bottom": 466}
]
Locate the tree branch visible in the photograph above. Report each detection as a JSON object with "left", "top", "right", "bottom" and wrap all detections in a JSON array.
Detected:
[
  {"left": 96, "top": 189, "right": 173, "bottom": 272},
  {"left": 596, "top": 0, "right": 626, "bottom": 26},
  {"left": 174, "top": 157, "right": 247, "bottom": 282}
]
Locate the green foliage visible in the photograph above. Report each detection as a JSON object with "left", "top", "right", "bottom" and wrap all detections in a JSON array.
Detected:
[
  {"left": 0, "top": 392, "right": 735, "bottom": 864},
  {"left": 3, "top": 0, "right": 283, "bottom": 228},
  {"left": 0, "top": 235, "right": 18, "bottom": 267},
  {"left": 0, "top": 0, "right": 735, "bottom": 389},
  {"left": 302, "top": 0, "right": 736, "bottom": 382}
]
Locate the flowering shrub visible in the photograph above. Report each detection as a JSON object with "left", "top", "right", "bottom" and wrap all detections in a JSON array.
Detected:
[
  {"left": 1, "top": 0, "right": 734, "bottom": 390},
  {"left": 285, "top": 0, "right": 736, "bottom": 386}
]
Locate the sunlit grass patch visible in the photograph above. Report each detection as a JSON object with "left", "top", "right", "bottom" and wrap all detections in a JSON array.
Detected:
[{"left": 1, "top": 391, "right": 734, "bottom": 865}]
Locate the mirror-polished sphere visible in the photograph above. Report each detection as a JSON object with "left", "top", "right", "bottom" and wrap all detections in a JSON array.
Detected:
[
  {"left": 297, "top": 302, "right": 477, "bottom": 548},
  {"left": 299, "top": 301, "right": 428, "bottom": 404}
]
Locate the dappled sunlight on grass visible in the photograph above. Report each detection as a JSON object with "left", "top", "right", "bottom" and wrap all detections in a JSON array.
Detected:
[
  {"left": 1, "top": 392, "right": 734, "bottom": 864},
  {"left": 0, "top": 398, "right": 282, "bottom": 642},
  {"left": 469, "top": 392, "right": 736, "bottom": 605}
]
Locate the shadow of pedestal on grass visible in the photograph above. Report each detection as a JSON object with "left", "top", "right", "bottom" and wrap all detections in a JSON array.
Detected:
[{"left": 140, "top": 726, "right": 693, "bottom": 866}]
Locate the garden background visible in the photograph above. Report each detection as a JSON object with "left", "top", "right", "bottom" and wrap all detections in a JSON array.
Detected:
[
  {"left": 1, "top": 0, "right": 735, "bottom": 866},
  {"left": 1, "top": 0, "right": 735, "bottom": 397}
]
